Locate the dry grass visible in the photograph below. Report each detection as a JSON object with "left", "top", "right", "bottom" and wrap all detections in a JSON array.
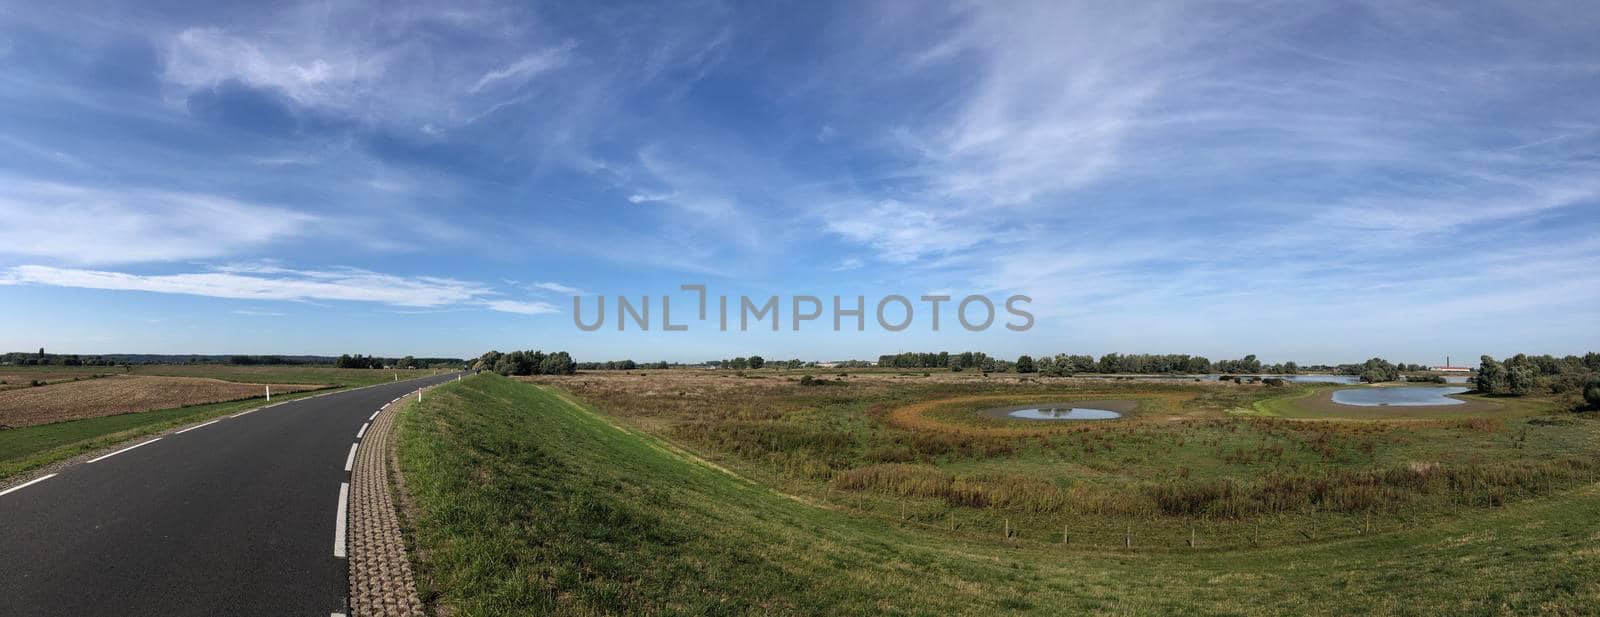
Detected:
[
  {"left": 0, "top": 375, "right": 325, "bottom": 427},
  {"left": 0, "top": 368, "right": 119, "bottom": 391}
]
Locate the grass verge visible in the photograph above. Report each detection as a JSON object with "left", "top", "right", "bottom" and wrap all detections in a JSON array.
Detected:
[{"left": 395, "top": 374, "right": 1600, "bottom": 616}]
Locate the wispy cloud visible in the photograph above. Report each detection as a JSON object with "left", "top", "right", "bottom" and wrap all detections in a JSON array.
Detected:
[
  {"left": 530, "top": 282, "right": 586, "bottom": 295},
  {"left": 3, "top": 264, "right": 556, "bottom": 315},
  {"left": 469, "top": 45, "right": 571, "bottom": 94},
  {"left": 232, "top": 309, "right": 285, "bottom": 317},
  {"left": 480, "top": 299, "right": 559, "bottom": 315},
  {"left": 0, "top": 179, "right": 315, "bottom": 265}
]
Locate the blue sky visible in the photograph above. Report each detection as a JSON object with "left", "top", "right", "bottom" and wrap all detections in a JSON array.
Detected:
[{"left": 1, "top": 1, "right": 1596, "bottom": 364}]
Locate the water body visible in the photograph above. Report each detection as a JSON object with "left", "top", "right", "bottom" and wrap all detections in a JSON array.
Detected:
[
  {"left": 1331, "top": 387, "right": 1469, "bottom": 407},
  {"left": 1007, "top": 407, "right": 1123, "bottom": 420},
  {"left": 1276, "top": 374, "right": 1360, "bottom": 384}
]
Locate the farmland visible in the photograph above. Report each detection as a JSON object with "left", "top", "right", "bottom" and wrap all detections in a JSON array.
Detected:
[
  {"left": 0, "top": 365, "right": 449, "bottom": 479},
  {"left": 0, "top": 375, "right": 324, "bottom": 427},
  {"left": 396, "top": 373, "right": 1600, "bottom": 615}
]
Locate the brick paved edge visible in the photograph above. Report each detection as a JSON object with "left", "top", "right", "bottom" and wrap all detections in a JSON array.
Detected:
[{"left": 347, "top": 389, "right": 428, "bottom": 617}]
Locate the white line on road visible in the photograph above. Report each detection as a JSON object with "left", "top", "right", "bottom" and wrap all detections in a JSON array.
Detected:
[
  {"left": 334, "top": 482, "right": 349, "bottom": 558},
  {"left": 0, "top": 473, "right": 58, "bottom": 498},
  {"left": 231, "top": 408, "right": 259, "bottom": 418},
  {"left": 356, "top": 423, "right": 369, "bottom": 439},
  {"left": 369, "top": 409, "right": 381, "bottom": 421},
  {"left": 173, "top": 419, "right": 221, "bottom": 435},
  {"left": 86, "top": 438, "right": 162, "bottom": 463},
  {"left": 344, "top": 443, "right": 358, "bottom": 472}
]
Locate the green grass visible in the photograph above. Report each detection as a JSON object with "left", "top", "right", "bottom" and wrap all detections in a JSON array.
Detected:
[
  {"left": 396, "top": 374, "right": 1600, "bottom": 615},
  {"left": 0, "top": 386, "right": 337, "bottom": 478}
]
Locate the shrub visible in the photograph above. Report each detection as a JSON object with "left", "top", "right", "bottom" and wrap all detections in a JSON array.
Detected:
[{"left": 1584, "top": 377, "right": 1600, "bottom": 409}]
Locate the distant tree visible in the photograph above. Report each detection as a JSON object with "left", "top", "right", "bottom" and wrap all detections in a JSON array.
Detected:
[
  {"left": 748, "top": 355, "right": 765, "bottom": 370},
  {"left": 1354, "top": 358, "right": 1399, "bottom": 383},
  {"left": 1015, "top": 355, "right": 1035, "bottom": 373},
  {"left": 1282, "top": 361, "right": 1299, "bottom": 375},
  {"left": 1506, "top": 366, "right": 1535, "bottom": 396},
  {"left": 1477, "top": 355, "right": 1508, "bottom": 394}
]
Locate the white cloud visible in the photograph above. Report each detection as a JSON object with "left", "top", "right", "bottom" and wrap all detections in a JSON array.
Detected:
[
  {"left": 825, "top": 200, "right": 990, "bottom": 263},
  {"left": 0, "top": 180, "right": 315, "bottom": 265},
  {"left": 627, "top": 192, "right": 676, "bottom": 204},
  {"left": 4, "top": 264, "right": 555, "bottom": 316},
  {"left": 531, "top": 282, "right": 586, "bottom": 295},
  {"left": 232, "top": 309, "right": 285, "bottom": 317},
  {"left": 163, "top": 27, "right": 382, "bottom": 110},
  {"left": 480, "top": 299, "right": 559, "bottom": 315},
  {"left": 469, "top": 45, "right": 572, "bottom": 94}
]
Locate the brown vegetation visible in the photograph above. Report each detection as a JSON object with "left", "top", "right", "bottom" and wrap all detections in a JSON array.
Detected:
[{"left": 0, "top": 375, "right": 324, "bottom": 427}]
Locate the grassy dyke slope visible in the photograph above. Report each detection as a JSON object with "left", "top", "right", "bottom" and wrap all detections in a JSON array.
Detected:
[{"left": 396, "top": 374, "right": 1600, "bottom": 616}]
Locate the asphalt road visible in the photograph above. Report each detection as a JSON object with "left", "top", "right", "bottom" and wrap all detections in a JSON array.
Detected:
[{"left": 0, "top": 371, "right": 465, "bottom": 617}]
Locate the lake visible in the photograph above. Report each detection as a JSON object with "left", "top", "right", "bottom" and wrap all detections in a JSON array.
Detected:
[
  {"left": 1330, "top": 386, "right": 1469, "bottom": 407},
  {"left": 1007, "top": 406, "right": 1123, "bottom": 420}
]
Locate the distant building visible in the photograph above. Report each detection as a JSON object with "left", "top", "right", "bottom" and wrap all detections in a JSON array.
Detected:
[{"left": 1430, "top": 355, "right": 1472, "bottom": 372}]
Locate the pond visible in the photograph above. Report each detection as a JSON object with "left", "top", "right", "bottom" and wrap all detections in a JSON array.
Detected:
[
  {"left": 1330, "top": 386, "right": 1469, "bottom": 407},
  {"left": 1277, "top": 374, "right": 1360, "bottom": 384},
  {"left": 1006, "top": 406, "right": 1123, "bottom": 420}
]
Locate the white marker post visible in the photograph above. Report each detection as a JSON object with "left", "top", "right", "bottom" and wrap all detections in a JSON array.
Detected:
[
  {"left": 266, "top": 385, "right": 271, "bottom": 401},
  {"left": 417, "top": 389, "right": 422, "bottom": 403}
]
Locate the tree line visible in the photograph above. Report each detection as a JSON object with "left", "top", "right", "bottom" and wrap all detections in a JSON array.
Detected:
[
  {"left": 332, "top": 354, "right": 460, "bottom": 369},
  {"left": 470, "top": 350, "right": 577, "bottom": 376},
  {"left": 3, "top": 349, "right": 463, "bottom": 368},
  {"left": 1476, "top": 353, "right": 1600, "bottom": 405},
  {"left": 876, "top": 351, "right": 1275, "bottom": 375}
]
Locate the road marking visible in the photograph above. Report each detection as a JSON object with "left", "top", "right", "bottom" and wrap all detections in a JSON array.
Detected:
[
  {"left": 173, "top": 419, "right": 221, "bottom": 435},
  {"left": 334, "top": 482, "right": 349, "bottom": 558},
  {"left": 356, "top": 423, "right": 369, "bottom": 439},
  {"left": 231, "top": 408, "right": 259, "bottom": 418},
  {"left": 87, "top": 438, "right": 162, "bottom": 463},
  {"left": 0, "top": 474, "right": 58, "bottom": 498},
  {"left": 369, "top": 409, "right": 381, "bottom": 421},
  {"left": 344, "top": 444, "right": 358, "bottom": 472}
]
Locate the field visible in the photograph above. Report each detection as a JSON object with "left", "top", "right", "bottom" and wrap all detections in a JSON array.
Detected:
[
  {"left": 0, "top": 375, "right": 325, "bottom": 428},
  {"left": 0, "top": 366, "right": 120, "bottom": 390},
  {"left": 0, "top": 365, "right": 448, "bottom": 480},
  {"left": 396, "top": 374, "right": 1600, "bottom": 615}
]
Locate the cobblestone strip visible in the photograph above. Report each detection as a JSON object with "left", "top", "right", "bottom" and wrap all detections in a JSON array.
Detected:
[{"left": 348, "top": 392, "right": 426, "bottom": 617}]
